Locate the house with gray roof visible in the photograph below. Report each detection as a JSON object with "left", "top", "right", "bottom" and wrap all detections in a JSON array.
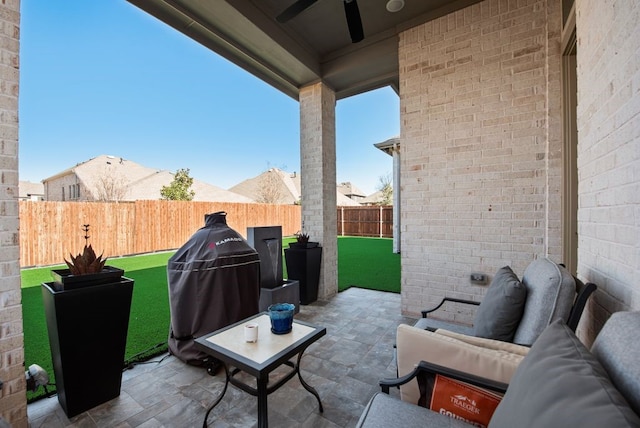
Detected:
[
  {"left": 361, "top": 189, "right": 393, "bottom": 206},
  {"left": 337, "top": 182, "right": 366, "bottom": 203},
  {"left": 230, "top": 168, "right": 361, "bottom": 206},
  {"left": 18, "top": 181, "right": 45, "bottom": 201},
  {"left": 42, "top": 154, "right": 253, "bottom": 203}
]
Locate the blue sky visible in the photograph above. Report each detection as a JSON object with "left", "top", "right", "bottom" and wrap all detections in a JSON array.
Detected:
[{"left": 19, "top": 0, "right": 399, "bottom": 195}]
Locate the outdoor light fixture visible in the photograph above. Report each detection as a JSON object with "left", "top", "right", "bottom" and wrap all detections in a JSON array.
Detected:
[
  {"left": 25, "top": 364, "right": 50, "bottom": 393},
  {"left": 386, "top": 0, "right": 405, "bottom": 13}
]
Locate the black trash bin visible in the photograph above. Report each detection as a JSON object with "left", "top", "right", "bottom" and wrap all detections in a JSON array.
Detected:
[{"left": 167, "top": 211, "right": 261, "bottom": 366}]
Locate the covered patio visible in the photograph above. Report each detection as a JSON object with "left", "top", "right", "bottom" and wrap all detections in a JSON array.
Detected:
[
  {"left": 1, "top": 0, "right": 639, "bottom": 425},
  {"left": 117, "top": 0, "right": 639, "bottom": 344}
]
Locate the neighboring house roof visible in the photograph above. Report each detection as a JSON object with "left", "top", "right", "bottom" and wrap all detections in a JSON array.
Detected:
[
  {"left": 337, "top": 182, "right": 366, "bottom": 198},
  {"left": 126, "top": 170, "right": 253, "bottom": 202},
  {"left": 361, "top": 190, "right": 392, "bottom": 205},
  {"left": 230, "top": 168, "right": 300, "bottom": 204},
  {"left": 43, "top": 154, "right": 253, "bottom": 203},
  {"left": 337, "top": 191, "right": 361, "bottom": 206},
  {"left": 18, "top": 181, "right": 45, "bottom": 200},
  {"left": 374, "top": 137, "right": 400, "bottom": 155},
  {"left": 229, "top": 168, "right": 361, "bottom": 206}
]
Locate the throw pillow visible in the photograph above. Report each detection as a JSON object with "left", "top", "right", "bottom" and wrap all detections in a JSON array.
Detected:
[
  {"left": 512, "top": 258, "right": 575, "bottom": 345},
  {"left": 473, "top": 266, "right": 526, "bottom": 341},
  {"left": 590, "top": 311, "right": 640, "bottom": 416},
  {"left": 489, "top": 320, "right": 640, "bottom": 428}
]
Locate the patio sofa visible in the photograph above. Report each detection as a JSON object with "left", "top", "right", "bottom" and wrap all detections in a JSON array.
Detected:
[
  {"left": 414, "top": 258, "right": 597, "bottom": 346},
  {"left": 356, "top": 311, "right": 640, "bottom": 427}
]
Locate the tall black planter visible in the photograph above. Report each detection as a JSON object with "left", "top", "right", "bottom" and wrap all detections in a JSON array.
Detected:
[
  {"left": 42, "top": 274, "right": 134, "bottom": 418},
  {"left": 284, "top": 245, "right": 322, "bottom": 305}
]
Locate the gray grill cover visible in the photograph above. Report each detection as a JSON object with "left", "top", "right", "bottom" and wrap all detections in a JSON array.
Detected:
[{"left": 167, "top": 212, "right": 260, "bottom": 365}]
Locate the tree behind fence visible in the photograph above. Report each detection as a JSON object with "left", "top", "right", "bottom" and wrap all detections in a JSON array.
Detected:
[{"left": 19, "top": 200, "right": 302, "bottom": 268}]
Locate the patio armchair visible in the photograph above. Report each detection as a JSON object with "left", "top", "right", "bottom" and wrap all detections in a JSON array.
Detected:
[
  {"left": 356, "top": 311, "right": 640, "bottom": 427},
  {"left": 414, "top": 258, "right": 597, "bottom": 346}
]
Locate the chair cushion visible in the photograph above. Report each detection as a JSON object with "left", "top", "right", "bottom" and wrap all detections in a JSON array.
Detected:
[
  {"left": 356, "top": 392, "right": 471, "bottom": 428},
  {"left": 473, "top": 266, "right": 527, "bottom": 341},
  {"left": 590, "top": 311, "right": 640, "bottom": 416},
  {"left": 489, "top": 320, "right": 640, "bottom": 428},
  {"left": 512, "top": 258, "right": 575, "bottom": 345},
  {"left": 396, "top": 324, "right": 525, "bottom": 405},
  {"left": 434, "top": 329, "right": 530, "bottom": 357}
]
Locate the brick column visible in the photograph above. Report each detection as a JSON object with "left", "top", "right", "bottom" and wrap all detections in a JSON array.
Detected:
[
  {"left": 0, "top": 0, "right": 27, "bottom": 426},
  {"left": 299, "top": 82, "right": 337, "bottom": 299}
]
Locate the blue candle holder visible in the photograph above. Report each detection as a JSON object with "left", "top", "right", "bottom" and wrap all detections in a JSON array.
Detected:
[{"left": 268, "top": 303, "right": 295, "bottom": 334}]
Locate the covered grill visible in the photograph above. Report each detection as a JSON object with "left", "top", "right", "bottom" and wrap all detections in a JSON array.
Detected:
[{"left": 167, "top": 211, "right": 260, "bottom": 365}]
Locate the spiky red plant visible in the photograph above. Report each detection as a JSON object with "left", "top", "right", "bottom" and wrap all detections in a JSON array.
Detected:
[{"left": 64, "top": 244, "right": 106, "bottom": 275}]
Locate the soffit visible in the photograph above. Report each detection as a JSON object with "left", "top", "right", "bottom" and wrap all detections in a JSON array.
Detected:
[{"left": 126, "top": 0, "right": 482, "bottom": 100}]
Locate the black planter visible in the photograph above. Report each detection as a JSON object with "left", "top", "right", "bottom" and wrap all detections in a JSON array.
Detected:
[
  {"left": 50, "top": 266, "right": 125, "bottom": 290},
  {"left": 284, "top": 245, "right": 322, "bottom": 305},
  {"left": 42, "top": 273, "right": 134, "bottom": 418}
]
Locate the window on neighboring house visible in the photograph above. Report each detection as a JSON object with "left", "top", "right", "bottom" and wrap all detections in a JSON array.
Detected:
[
  {"left": 62, "top": 186, "right": 65, "bottom": 201},
  {"left": 69, "top": 184, "right": 79, "bottom": 200}
]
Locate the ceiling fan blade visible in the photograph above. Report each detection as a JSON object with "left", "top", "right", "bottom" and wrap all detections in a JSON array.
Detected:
[
  {"left": 276, "top": 0, "right": 318, "bottom": 23},
  {"left": 343, "top": 0, "right": 364, "bottom": 43}
]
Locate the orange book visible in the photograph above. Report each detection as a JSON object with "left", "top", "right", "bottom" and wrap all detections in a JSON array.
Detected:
[{"left": 429, "top": 375, "right": 503, "bottom": 428}]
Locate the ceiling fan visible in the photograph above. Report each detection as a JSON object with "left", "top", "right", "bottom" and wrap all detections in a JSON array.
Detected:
[{"left": 276, "top": 0, "right": 364, "bottom": 43}]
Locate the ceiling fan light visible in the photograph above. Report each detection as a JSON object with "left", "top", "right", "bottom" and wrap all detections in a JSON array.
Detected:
[{"left": 386, "top": 0, "right": 405, "bottom": 13}]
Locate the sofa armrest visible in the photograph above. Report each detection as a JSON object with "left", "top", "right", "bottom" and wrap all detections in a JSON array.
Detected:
[
  {"left": 396, "top": 324, "right": 526, "bottom": 404},
  {"left": 566, "top": 279, "right": 597, "bottom": 331},
  {"left": 381, "top": 359, "right": 508, "bottom": 395},
  {"left": 420, "top": 297, "right": 480, "bottom": 318}
]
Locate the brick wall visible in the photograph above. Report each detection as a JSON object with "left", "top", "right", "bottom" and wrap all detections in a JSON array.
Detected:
[
  {"left": 0, "top": 0, "right": 27, "bottom": 426},
  {"left": 575, "top": 0, "right": 640, "bottom": 342},
  {"left": 398, "top": 0, "right": 563, "bottom": 323}
]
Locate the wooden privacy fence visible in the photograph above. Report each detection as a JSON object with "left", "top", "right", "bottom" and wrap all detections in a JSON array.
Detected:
[
  {"left": 19, "top": 200, "right": 301, "bottom": 268},
  {"left": 337, "top": 206, "right": 393, "bottom": 238}
]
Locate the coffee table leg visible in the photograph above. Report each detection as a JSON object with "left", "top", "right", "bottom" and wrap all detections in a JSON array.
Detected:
[
  {"left": 296, "top": 353, "right": 324, "bottom": 412},
  {"left": 257, "top": 376, "right": 269, "bottom": 428}
]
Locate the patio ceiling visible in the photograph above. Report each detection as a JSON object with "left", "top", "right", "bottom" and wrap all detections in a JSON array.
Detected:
[{"left": 126, "top": 0, "right": 482, "bottom": 100}]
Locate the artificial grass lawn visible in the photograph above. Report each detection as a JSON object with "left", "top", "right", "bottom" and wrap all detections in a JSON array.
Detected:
[
  {"left": 22, "top": 236, "right": 399, "bottom": 400},
  {"left": 336, "top": 237, "right": 400, "bottom": 293}
]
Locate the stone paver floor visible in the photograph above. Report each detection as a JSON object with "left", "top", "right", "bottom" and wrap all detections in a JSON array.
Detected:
[{"left": 28, "top": 288, "right": 416, "bottom": 427}]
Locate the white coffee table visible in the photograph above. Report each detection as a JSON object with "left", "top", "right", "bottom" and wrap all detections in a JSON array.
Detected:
[{"left": 194, "top": 312, "right": 326, "bottom": 428}]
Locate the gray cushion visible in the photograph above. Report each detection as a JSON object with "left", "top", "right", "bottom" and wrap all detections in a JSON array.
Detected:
[
  {"left": 473, "top": 266, "right": 526, "bottom": 341},
  {"left": 489, "top": 320, "right": 640, "bottom": 428},
  {"left": 590, "top": 311, "right": 640, "bottom": 416},
  {"left": 512, "top": 258, "right": 575, "bottom": 345},
  {"left": 356, "top": 392, "right": 470, "bottom": 428}
]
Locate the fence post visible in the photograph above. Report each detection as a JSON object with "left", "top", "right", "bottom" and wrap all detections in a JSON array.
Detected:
[{"left": 341, "top": 206, "right": 344, "bottom": 236}]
